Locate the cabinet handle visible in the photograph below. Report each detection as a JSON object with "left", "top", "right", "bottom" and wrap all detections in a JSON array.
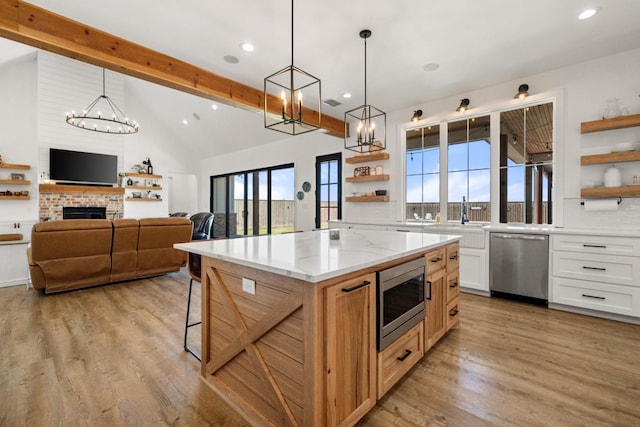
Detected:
[
  {"left": 583, "top": 244, "right": 606, "bottom": 249},
  {"left": 449, "top": 282, "right": 458, "bottom": 289},
  {"left": 341, "top": 280, "right": 371, "bottom": 293},
  {"left": 426, "top": 281, "right": 432, "bottom": 301},
  {"left": 396, "top": 229, "right": 410, "bottom": 232},
  {"left": 431, "top": 257, "right": 442, "bottom": 263},
  {"left": 396, "top": 349, "right": 412, "bottom": 362},
  {"left": 582, "top": 266, "right": 606, "bottom": 271},
  {"left": 449, "top": 254, "right": 458, "bottom": 260},
  {"left": 582, "top": 294, "right": 605, "bottom": 300},
  {"left": 449, "top": 309, "right": 459, "bottom": 317}
]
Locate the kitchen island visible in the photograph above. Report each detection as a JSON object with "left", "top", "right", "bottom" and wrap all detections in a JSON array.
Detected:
[{"left": 175, "top": 229, "right": 460, "bottom": 427}]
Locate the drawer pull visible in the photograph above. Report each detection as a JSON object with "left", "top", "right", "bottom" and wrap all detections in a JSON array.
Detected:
[
  {"left": 582, "top": 266, "right": 606, "bottom": 271},
  {"left": 449, "top": 254, "right": 458, "bottom": 260},
  {"left": 396, "top": 349, "right": 412, "bottom": 362},
  {"left": 341, "top": 280, "right": 371, "bottom": 293},
  {"left": 396, "top": 229, "right": 410, "bottom": 232},
  {"left": 449, "top": 309, "right": 459, "bottom": 317},
  {"left": 431, "top": 257, "right": 442, "bottom": 263},
  {"left": 582, "top": 294, "right": 605, "bottom": 300},
  {"left": 583, "top": 244, "right": 606, "bottom": 249},
  {"left": 449, "top": 282, "right": 459, "bottom": 289}
]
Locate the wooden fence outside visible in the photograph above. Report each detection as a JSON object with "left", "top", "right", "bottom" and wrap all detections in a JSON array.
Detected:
[{"left": 407, "top": 202, "right": 549, "bottom": 224}]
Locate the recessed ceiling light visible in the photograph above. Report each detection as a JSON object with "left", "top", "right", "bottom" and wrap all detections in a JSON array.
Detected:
[
  {"left": 578, "top": 7, "right": 599, "bottom": 20},
  {"left": 182, "top": 119, "right": 188, "bottom": 125},
  {"left": 343, "top": 92, "right": 352, "bottom": 99},
  {"left": 240, "top": 42, "right": 254, "bottom": 52},
  {"left": 224, "top": 55, "right": 239, "bottom": 64},
  {"left": 422, "top": 63, "right": 440, "bottom": 72},
  {"left": 211, "top": 104, "right": 218, "bottom": 110}
]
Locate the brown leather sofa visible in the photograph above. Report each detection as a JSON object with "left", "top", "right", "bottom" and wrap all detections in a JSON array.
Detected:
[{"left": 27, "top": 217, "right": 193, "bottom": 293}]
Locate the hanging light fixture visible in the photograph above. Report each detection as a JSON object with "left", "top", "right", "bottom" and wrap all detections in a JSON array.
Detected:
[
  {"left": 456, "top": 98, "right": 470, "bottom": 112},
  {"left": 264, "top": 0, "right": 321, "bottom": 135},
  {"left": 515, "top": 83, "right": 529, "bottom": 99},
  {"left": 344, "top": 29, "right": 386, "bottom": 153},
  {"left": 65, "top": 68, "right": 139, "bottom": 134},
  {"left": 411, "top": 110, "right": 423, "bottom": 122}
]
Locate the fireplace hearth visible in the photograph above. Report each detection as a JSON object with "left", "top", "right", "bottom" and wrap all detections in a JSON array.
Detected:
[{"left": 63, "top": 206, "right": 107, "bottom": 220}]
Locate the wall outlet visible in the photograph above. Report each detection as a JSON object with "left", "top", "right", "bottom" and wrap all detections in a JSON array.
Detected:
[{"left": 242, "top": 278, "right": 256, "bottom": 295}]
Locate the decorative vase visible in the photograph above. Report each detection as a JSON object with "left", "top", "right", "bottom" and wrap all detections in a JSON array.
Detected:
[{"left": 604, "top": 165, "right": 621, "bottom": 188}]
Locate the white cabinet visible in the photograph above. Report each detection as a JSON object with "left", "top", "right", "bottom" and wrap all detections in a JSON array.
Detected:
[
  {"left": 551, "top": 234, "right": 640, "bottom": 318},
  {"left": 0, "top": 220, "right": 35, "bottom": 288},
  {"left": 459, "top": 247, "right": 487, "bottom": 291}
]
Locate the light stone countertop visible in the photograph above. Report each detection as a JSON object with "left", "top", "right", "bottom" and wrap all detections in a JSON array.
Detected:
[
  {"left": 175, "top": 229, "right": 461, "bottom": 283},
  {"left": 329, "top": 219, "right": 640, "bottom": 238}
]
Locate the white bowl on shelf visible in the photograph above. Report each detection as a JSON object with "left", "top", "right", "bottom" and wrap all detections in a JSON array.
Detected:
[{"left": 612, "top": 141, "right": 636, "bottom": 152}]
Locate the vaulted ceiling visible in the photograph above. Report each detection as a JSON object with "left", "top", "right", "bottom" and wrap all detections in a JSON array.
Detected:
[{"left": 2, "top": 0, "right": 640, "bottom": 158}]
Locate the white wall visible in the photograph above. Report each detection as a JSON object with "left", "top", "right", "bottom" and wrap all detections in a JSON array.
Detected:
[
  {"left": 197, "top": 47, "right": 640, "bottom": 232},
  {"left": 390, "top": 48, "right": 640, "bottom": 230},
  {"left": 0, "top": 51, "right": 199, "bottom": 221},
  {"left": 0, "top": 55, "right": 38, "bottom": 222},
  {"left": 199, "top": 131, "right": 344, "bottom": 231}
]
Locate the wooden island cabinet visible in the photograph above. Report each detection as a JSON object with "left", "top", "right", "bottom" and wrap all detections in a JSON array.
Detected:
[{"left": 176, "top": 229, "right": 460, "bottom": 427}]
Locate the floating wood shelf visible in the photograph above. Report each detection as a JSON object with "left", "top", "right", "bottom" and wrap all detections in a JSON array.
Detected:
[
  {"left": 0, "top": 195, "right": 30, "bottom": 200},
  {"left": 125, "top": 185, "right": 163, "bottom": 190},
  {"left": 346, "top": 174, "right": 390, "bottom": 183},
  {"left": 0, "top": 163, "right": 30, "bottom": 170},
  {"left": 0, "top": 179, "right": 30, "bottom": 185},
  {"left": 345, "top": 152, "right": 390, "bottom": 164},
  {"left": 126, "top": 197, "right": 162, "bottom": 202},
  {"left": 125, "top": 172, "right": 162, "bottom": 179},
  {"left": 581, "top": 186, "right": 640, "bottom": 198},
  {"left": 346, "top": 195, "right": 390, "bottom": 202},
  {"left": 39, "top": 184, "right": 125, "bottom": 195},
  {"left": 580, "top": 113, "right": 640, "bottom": 134},
  {"left": 580, "top": 150, "right": 640, "bottom": 165}
]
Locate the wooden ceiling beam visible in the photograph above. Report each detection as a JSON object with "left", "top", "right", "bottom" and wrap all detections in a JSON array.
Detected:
[{"left": 0, "top": 0, "right": 346, "bottom": 138}]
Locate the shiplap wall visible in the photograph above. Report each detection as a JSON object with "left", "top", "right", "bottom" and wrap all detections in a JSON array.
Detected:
[{"left": 37, "top": 52, "right": 125, "bottom": 176}]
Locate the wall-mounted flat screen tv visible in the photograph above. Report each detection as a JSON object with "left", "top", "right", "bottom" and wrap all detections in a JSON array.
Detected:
[{"left": 50, "top": 148, "right": 118, "bottom": 185}]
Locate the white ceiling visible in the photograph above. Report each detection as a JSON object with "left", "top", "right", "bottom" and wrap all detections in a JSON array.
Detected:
[{"left": 2, "top": 0, "right": 640, "bottom": 158}]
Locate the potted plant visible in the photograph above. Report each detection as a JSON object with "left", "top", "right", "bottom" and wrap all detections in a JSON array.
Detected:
[{"left": 118, "top": 172, "right": 127, "bottom": 187}]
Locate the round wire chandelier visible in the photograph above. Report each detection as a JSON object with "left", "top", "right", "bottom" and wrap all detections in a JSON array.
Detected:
[{"left": 65, "top": 68, "right": 139, "bottom": 134}]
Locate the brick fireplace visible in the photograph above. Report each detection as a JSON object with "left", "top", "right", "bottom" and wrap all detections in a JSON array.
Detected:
[{"left": 39, "top": 184, "right": 124, "bottom": 221}]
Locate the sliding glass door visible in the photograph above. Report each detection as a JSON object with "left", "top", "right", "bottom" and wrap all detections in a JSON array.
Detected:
[{"left": 211, "top": 163, "right": 295, "bottom": 237}]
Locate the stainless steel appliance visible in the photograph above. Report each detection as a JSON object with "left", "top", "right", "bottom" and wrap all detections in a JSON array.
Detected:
[
  {"left": 377, "top": 257, "right": 426, "bottom": 351},
  {"left": 490, "top": 232, "right": 549, "bottom": 305}
]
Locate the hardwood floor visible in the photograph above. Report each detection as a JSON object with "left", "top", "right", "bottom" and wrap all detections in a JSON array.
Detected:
[{"left": 1, "top": 273, "right": 639, "bottom": 426}]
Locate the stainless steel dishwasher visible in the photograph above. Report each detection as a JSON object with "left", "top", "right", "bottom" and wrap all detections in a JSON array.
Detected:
[{"left": 489, "top": 232, "right": 549, "bottom": 305}]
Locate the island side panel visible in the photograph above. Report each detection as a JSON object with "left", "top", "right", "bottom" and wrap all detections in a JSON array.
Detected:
[{"left": 200, "top": 257, "right": 322, "bottom": 427}]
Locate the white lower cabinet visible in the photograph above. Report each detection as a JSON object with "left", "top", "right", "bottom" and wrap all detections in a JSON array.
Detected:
[
  {"left": 459, "top": 248, "right": 487, "bottom": 292},
  {"left": 552, "top": 277, "right": 639, "bottom": 317},
  {"left": 551, "top": 234, "right": 640, "bottom": 318}
]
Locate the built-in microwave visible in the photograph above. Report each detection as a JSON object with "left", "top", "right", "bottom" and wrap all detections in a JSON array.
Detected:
[{"left": 377, "top": 257, "right": 426, "bottom": 351}]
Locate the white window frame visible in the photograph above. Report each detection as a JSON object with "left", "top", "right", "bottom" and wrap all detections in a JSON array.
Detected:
[{"left": 399, "top": 89, "right": 564, "bottom": 227}]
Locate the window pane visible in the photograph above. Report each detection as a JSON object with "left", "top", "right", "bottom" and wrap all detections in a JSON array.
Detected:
[
  {"left": 271, "top": 167, "right": 294, "bottom": 234},
  {"left": 405, "top": 124, "right": 440, "bottom": 220},
  {"left": 447, "top": 115, "right": 490, "bottom": 223},
  {"left": 500, "top": 102, "right": 553, "bottom": 224},
  {"left": 316, "top": 154, "right": 342, "bottom": 229},
  {"left": 468, "top": 140, "right": 490, "bottom": 170},
  {"left": 320, "top": 162, "right": 329, "bottom": 184},
  {"left": 448, "top": 170, "right": 468, "bottom": 223},
  {"left": 232, "top": 174, "right": 245, "bottom": 237}
]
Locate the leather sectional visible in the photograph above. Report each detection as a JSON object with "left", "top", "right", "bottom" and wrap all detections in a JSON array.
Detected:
[{"left": 27, "top": 217, "right": 193, "bottom": 293}]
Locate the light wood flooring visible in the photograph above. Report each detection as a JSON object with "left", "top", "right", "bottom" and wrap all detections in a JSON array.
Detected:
[{"left": 1, "top": 272, "right": 639, "bottom": 427}]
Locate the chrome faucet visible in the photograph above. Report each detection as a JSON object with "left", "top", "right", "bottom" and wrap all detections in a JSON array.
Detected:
[{"left": 461, "top": 196, "right": 469, "bottom": 224}]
